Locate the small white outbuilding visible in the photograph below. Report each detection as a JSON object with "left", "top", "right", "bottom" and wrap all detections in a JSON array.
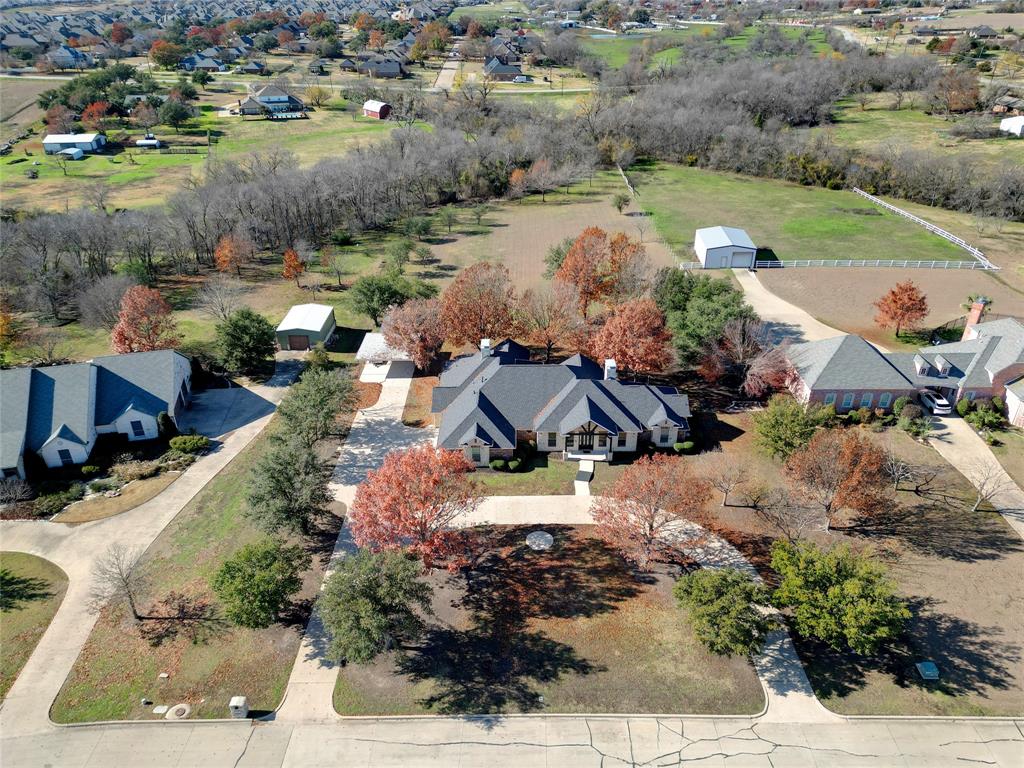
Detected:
[
  {"left": 999, "top": 115, "right": 1024, "bottom": 138},
  {"left": 693, "top": 226, "right": 757, "bottom": 269},
  {"left": 57, "top": 147, "right": 84, "bottom": 160}
]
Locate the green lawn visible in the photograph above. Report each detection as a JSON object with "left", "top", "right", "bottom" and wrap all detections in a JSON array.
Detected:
[
  {"left": 631, "top": 163, "right": 969, "bottom": 263},
  {"left": 51, "top": 422, "right": 339, "bottom": 722},
  {"left": 989, "top": 429, "right": 1024, "bottom": 491},
  {"left": 578, "top": 28, "right": 699, "bottom": 69},
  {"left": 472, "top": 453, "right": 578, "bottom": 496},
  {"left": 448, "top": 0, "right": 529, "bottom": 23},
  {"left": 724, "top": 25, "right": 832, "bottom": 55},
  {"left": 818, "top": 98, "right": 1024, "bottom": 169},
  {"left": 1, "top": 553, "right": 68, "bottom": 700}
]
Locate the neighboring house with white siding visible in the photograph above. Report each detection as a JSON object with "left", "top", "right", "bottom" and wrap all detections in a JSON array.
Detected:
[
  {"left": 431, "top": 339, "right": 690, "bottom": 466},
  {"left": 0, "top": 350, "right": 191, "bottom": 479}
]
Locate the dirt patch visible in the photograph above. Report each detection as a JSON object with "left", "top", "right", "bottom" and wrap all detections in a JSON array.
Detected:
[
  {"left": 758, "top": 268, "right": 1023, "bottom": 348},
  {"left": 431, "top": 176, "right": 676, "bottom": 292},
  {"left": 706, "top": 412, "right": 1024, "bottom": 716},
  {"left": 335, "top": 524, "right": 764, "bottom": 715}
]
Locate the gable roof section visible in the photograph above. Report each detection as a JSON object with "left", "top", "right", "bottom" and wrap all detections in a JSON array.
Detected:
[
  {"left": 91, "top": 350, "right": 186, "bottom": 423},
  {"left": 276, "top": 303, "right": 334, "bottom": 333},
  {"left": 696, "top": 226, "right": 756, "bottom": 251},
  {"left": 23, "top": 363, "right": 94, "bottom": 451},
  {"left": 788, "top": 334, "right": 912, "bottom": 391}
]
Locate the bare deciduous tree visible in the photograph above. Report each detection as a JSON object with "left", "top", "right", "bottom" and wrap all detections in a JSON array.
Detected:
[
  {"left": 26, "top": 327, "right": 71, "bottom": 365},
  {"left": 89, "top": 544, "right": 149, "bottom": 621},
  {"left": 699, "top": 450, "right": 747, "bottom": 507},
  {"left": 0, "top": 478, "right": 33, "bottom": 506},
  {"left": 968, "top": 460, "right": 1015, "bottom": 513},
  {"left": 78, "top": 274, "right": 137, "bottom": 329},
  {"left": 747, "top": 485, "right": 826, "bottom": 543},
  {"left": 195, "top": 274, "right": 245, "bottom": 321},
  {"left": 882, "top": 448, "right": 915, "bottom": 492}
]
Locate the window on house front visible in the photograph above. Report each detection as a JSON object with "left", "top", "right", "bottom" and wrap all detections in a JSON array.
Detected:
[
  {"left": 878, "top": 393, "right": 892, "bottom": 409},
  {"left": 617, "top": 432, "right": 627, "bottom": 447},
  {"left": 565, "top": 435, "right": 574, "bottom": 448},
  {"left": 860, "top": 393, "right": 873, "bottom": 408},
  {"left": 841, "top": 393, "right": 854, "bottom": 410},
  {"left": 966, "top": 391, "right": 976, "bottom": 401},
  {"left": 58, "top": 449, "right": 73, "bottom": 466},
  {"left": 547, "top": 432, "right": 557, "bottom": 448},
  {"left": 824, "top": 393, "right": 836, "bottom": 406},
  {"left": 470, "top": 446, "right": 481, "bottom": 463},
  {"left": 597, "top": 434, "right": 606, "bottom": 448},
  {"left": 131, "top": 420, "right": 145, "bottom": 437}
]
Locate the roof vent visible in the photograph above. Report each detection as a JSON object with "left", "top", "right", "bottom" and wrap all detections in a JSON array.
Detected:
[
  {"left": 481, "top": 339, "right": 492, "bottom": 357},
  {"left": 604, "top": 359, "right": 617, "bottom": 380}
]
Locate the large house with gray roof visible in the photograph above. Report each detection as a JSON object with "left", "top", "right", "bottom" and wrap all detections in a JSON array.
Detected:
[
  {"left": 431, "top": 339, "right": 691, "bottom": 466},
  {"left": 786, "top": 312, "right": 1024, "bottom": 414},
  {"left": 0, "top": 350, "right": 191, "bottom": 480}
]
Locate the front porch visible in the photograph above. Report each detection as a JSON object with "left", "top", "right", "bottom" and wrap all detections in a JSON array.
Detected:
[{"left": 565, "top": 450, "right": 610, "bottom": 462}]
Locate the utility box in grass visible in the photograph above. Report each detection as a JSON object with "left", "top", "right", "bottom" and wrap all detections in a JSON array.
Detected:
[{"left": 229, "top": 696, "right": 249, "bottom": 719}]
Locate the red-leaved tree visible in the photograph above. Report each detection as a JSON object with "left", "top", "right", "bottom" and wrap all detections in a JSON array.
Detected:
[
  {"left": 873, "top": 280, "right": 928, "bottom": 338},
  {"left": 80, "top": 100, "right": 109, "bottom": 131},
  {"left": 592, "top": 454, "right": 713, "bottom": 570},
  {"left": 349, "top": 444, "right": 481, "bottom": 570},
  {"left": 382, "top": 297, "right": 445, "bottom": 371},
  {"left": 440, "top": 262, "right": 517, "bottom": 348},
  {"left": 590, "top": 298, "right": 671, "bottom": 374},
  {"left": 784, "top": 430, "right": 889, "bottom": 531},
  {"left": 110, "top": 286, "right": 180, "bottom": 353},
  {"left": 699, "top": 318, "right": 790, "bottom": 397}
]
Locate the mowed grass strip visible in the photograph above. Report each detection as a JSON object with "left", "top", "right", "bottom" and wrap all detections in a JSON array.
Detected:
[
  {"left": 51, "top": 421, "right": 337, "bottom": 722},
  {"left": 632, "top": 163, "right": 968, "bottom": 263},
  {"left": 1, "top": 552, "right": 69, "bottom": 700}
]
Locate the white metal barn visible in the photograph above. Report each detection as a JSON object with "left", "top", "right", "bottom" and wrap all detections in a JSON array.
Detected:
[
  {"left": 999, "top": 115, "right": 1024, "bottom": 137},
  {"left": 693, "top": 226, "right": 757, "bottom": 269}
]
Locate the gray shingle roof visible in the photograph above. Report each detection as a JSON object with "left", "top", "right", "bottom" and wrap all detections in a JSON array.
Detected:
[
  {"left": 434, "top": 344, "right": 690, "bottom": 449},
  {"left": 92, "top": 350, "right": 186, "bottom": 423},
  {"left": 787, "top": 335, "right": 912, "bottom": 391},
  {"left": 23, "top": 363, "right": 94, "bottom": 451},
  {"left": 0, "top": 368, "right": 32, "bottom": 470}
]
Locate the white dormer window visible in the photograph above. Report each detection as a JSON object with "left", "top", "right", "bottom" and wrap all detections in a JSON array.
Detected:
[
  {"left": 913, "top": 354, "right": 929, "bottom": 376},
  {"left": 934, "top": 355, "right": 950, "bottom": 376}
]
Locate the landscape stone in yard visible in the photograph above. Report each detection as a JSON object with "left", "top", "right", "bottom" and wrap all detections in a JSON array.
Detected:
[
  {"left": 151, "top": 705, "right": 168, "bottom": 715},
  {"left": 526, "top": 530, "right": 554, "bottom": 551}
]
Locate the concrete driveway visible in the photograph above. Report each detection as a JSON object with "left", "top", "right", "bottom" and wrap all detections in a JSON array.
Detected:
[{"left": 733, "top": 269, "right": 856, "bottom": 346}]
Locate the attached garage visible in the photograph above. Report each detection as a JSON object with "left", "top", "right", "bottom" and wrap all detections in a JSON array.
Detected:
[
  {"left": 693, "top": 226, "right": 757, "bottom": 269},
  {"left": 276, "top": 304, "right": 337, "bottom": 351}
]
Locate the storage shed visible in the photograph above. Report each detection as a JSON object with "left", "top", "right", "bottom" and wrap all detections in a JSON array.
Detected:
[
  {"left": 693, "top": 226, "right": 757, "bottom": 269},
  {"left": 58, "top": 147, "right": 84, "bottom": 160},
  {"left": 42, "top": 133, "right": 106, "bottom": 154},
  {"left": 276, "top": 304, "right": 336, "bottom": 350},
  {"left": 362, "top": 100, "right": 391, "bottom": 119}
]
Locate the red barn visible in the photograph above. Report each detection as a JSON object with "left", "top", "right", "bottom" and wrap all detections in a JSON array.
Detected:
[{"left": 362, "top": 100, "right": 391, "bottom": 119}]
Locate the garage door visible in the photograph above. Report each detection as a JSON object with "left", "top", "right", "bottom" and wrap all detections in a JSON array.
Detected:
[
  {"left": 287, "top": 335, "right": 310, "bottom": 350},
  {"left": 730, "top": 250, "right": 753, "bottom": 268}
]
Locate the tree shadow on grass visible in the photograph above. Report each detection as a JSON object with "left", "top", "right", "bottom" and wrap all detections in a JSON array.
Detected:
[
  {"left": 845, "top": 501, "right": 1022, "bottom": 563},
  {"left": 798, "top": 596, "right": 1021, "bottom": 703},
  {"left": 0, "top": 568, "right": 54, "bottom": 611},
  {"left": 395, "top": 527, "right": 645, "bottom": 714}
]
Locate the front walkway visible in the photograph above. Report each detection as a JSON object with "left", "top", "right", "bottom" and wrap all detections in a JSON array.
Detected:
[
  {"left": 930, "top": 416, "right": 1024, "bottom": 539},
  {"left": 0, "top": 359, "right": 301, "bottom": 738}
]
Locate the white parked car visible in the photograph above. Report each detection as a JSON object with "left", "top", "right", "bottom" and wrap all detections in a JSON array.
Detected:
[
  {"left": 919, "top": 390, "right": 952, "bottom": 415},
  {"left": 512, "top": 75, "right": 530, "bottom": 84}
]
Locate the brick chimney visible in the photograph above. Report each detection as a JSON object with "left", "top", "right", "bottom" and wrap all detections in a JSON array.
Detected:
[{"left": 961, "top": 297, "right": 990, "bottom": 341}]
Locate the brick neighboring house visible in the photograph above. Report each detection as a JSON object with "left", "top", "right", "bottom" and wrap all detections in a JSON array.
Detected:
[
  {"left": 786, "top": 302, "right": 1024, "bottom": 414},
  {"left": 431, "top": 339, "right": 690, "bottom": 467}
]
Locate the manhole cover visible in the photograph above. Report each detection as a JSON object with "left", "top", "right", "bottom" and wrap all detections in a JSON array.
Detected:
[
  {"left": 526, "top": 531, "right": 554, "bottom": 551},
  {"left": 165, "top": 703, "right": 192, "bottom": 720}
]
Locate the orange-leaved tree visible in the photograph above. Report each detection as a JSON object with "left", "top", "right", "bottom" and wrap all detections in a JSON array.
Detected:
[
  {"left": 873, "top": 280, "right": 928, "bottom": 338},
  {"left": 214, "top": 233, "right": 250, "bottom": 276},
  {"left": 592, "top": 454, "right": 713, "bottom": 570},
  {"left": 382, "top": 297, "right": 446, "bottom": 371},
  {"left": 439, "top": 262, "right": 517, "bottom": 348},
  {"left": 555, "top": 226, "right": 608, "bottom": 318},
  {"left": 591, "top": 298, "right": 671, "bottom": 374},
  {"left": 784, "top": 430, "right": 889, "bottom": 531},
  {"left": 110, "top": 285, "right": 180, "bottom": 353},
  {"left": 348, "top": 443, "right": 481, "bottom": 571},
  {"left": 282, "top": 247, "right": 305, "bottom": 286}
]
